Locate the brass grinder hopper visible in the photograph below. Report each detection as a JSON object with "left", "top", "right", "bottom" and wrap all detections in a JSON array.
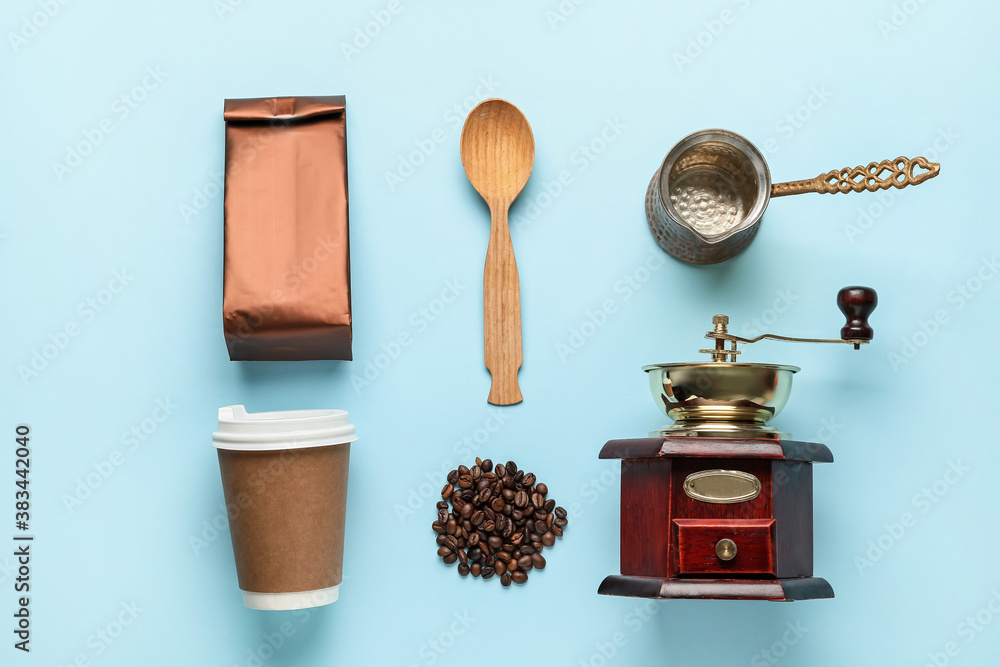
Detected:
[{"left": 643, "top": 286, "right": 877, "bottom": 439}]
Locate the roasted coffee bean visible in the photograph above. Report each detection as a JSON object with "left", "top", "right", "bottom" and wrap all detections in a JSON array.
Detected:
[
  {"left": 479, "top": 487, "right": 492, "bottom": 502},
  {"left": 469, "top": 547, "right": 483, "bottom": 562},
  {"left": 532, "top": 541, "right": 543, "bottom": 551},
  {"left": 432, "top": 522, "right": 445, "bottom": 535},
  {"left": 491, "top": 497, "right": 506, "bottom": 513},
  {"left": 531, "top": 492, "right": 544, "bottom": 508},
  {"left": 551, "top": 525, "right": 563, "bottom": 537},
  {"left": 482, "top": 520, "right": 496, "bottom": 532},
  {"left": 502, "top": 476, "right": 514, "bottom": 489},
  {"left": 444, "top": 535, "right": 458, "bottom": 550},
  {"left": 502, "top": 522, "right": 514, "bottom": 539},
  {"left": 494, "top": 464, "right": 506, "bottom": 477},
  {"left": 555, "top": 506, "right": 567, "bottom": 519},
  {"left": 517, "top": 555, "right": 533, "bottom": 571},
  {"left": 501, "top": 573, "right": 512, "bottom": 587},
  {"left": 522, "top": 472, "right": 536, "bottom": 487},
  {"left": 496, "top": 551, "right": 511, "bottom": 563},
  {"left": 457, "top": 464, "right": 470, "bottom": 476},
  {"left": 436, "top": 534, "right": 447, "bottom": 546},
  {"left": 494, "top": 561, "right": 507, "bottom": 576},
  {"left": 457, "top": 549, "right": 468, "bottom": 565},
  {"left": 482, "top": 567, "right": 495, "bottom": 580},
  {"left": 524, "top": 519, "right": 536, "bottom": 535},
  {"left": 511, "top": 509, "right": 524, "bottom": 523},
  {"left": 470, "top": 562, "right": 482, "bottom": 577},
  {"left": 437, "top": 546, "right": 453, "bottom": 557},
  {"left": 471, "top": 465, "right": 482, "bottom": 480},
  {"left": 535, "top": 482, "right": 548, "bottom": 496},
  {"left": 544, "top": 499, "right": 556, "bottom": 512},
  {"left": 481, "top": 458, "right": 493, "bottom": 472},
  {"left": 502, "top": 488, "right": 516, "bottom": 501},
  {"left": 531, "top": 553, "right": 546, "bottom": 569},
  {"left": 514, "top": 490, "right": 528, "bottom": 508},
  {"left": 443, "top": 553, "right": 457, "bottom": 565},
  {"left": 447, "top": 470, "right": 460, "bottom": 484},
  {"left": 502, "top": 504, "right": 512, "bottom": 517},
  {"left": 506, "top": 461, "right": 518, "bottom": 475},
  {"left": 541, "top": 532, "right": 556, "bottom": 547},
  {"left": 460, "top": 504, "right": 473, "bottom": 519},
  {"left": 436, "top": 500, "right": 449, "bottom": 510},
  {"left": 507, "top": 559, "right": 519, "bottom": 572},
  {"left": 468, "top": 532, "right": 480, "bottom": 547},
  {"left": 441, "top": 483, "right": 454, "bottom": 499},
  {"left": 446, "top": 518, "right": 457, "bottom": 535},
  {"left": 546, "top": 514, "right": 555, "bottom": 527},
  {"left": 488, "top": 535, "right": 503, "bottom": 549},
  {"left": 520, "top": 545, "right": 535, "bottom": 556},
  {"left": 511, "top": 571, "right": 528, "bottom": 584},
  {"left": 513, "top": 470, "right": 524, "bottom": 484},
  {"left": 511, "top": 532, "right": 524, "bottom": 545},
  {"left": 555, "top": 518, "right": 568, "bottom": 527},
  {"left": 471, "top": 510, "right": 485, "bottom": 526},
  {"left": 458, "top": 474, "right": 473, "bottom": 489},
  {"left": 458, "top": 563, "right": 470, "bottom": 576}
]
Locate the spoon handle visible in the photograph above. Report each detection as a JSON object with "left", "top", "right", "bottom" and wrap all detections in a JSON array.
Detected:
[
  {"left": 484, "top": 202, "right": 523, "bottom": 405},
  {"left": 771, "top": 156, "right": 940, "bottom": 197}
]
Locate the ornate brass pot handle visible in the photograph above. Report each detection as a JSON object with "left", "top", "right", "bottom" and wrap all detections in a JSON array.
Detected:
[{"left": 771, "top": 156, "right": 940, "bottom": 197}]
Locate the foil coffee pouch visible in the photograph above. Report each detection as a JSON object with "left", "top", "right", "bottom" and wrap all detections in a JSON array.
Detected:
[{"left": 223, "top": 96, "right": 352, "bottom": 360}]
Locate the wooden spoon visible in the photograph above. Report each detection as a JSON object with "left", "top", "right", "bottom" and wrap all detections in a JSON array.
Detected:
[{"left": 460, "top": 99, "right": 535, "bottom": 405}]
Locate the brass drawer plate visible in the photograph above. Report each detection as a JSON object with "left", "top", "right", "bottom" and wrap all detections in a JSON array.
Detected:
[{"left": 683, "top": 469, "right": 761, "bottom": 504}]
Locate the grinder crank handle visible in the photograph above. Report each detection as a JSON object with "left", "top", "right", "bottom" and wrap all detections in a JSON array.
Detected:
[
  {"left": 771, "top": 157, "right": 940, "bottom": 197},
  {"left": 837, "top": 286, "right": 878, "bottom": 345}
]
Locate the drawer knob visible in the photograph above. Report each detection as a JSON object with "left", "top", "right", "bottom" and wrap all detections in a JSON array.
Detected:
[{"left": 716, "top": 538, "right": 738, "bottom": 561}]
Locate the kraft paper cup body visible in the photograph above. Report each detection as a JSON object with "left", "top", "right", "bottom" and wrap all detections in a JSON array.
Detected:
[{"left": 213, "top": 405, "right": 357, "bottom": 611}]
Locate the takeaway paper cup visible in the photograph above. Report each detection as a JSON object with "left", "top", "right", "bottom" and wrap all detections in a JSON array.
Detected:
[{"left": 212, "top": 405, "right": 357, "bottom": 611}]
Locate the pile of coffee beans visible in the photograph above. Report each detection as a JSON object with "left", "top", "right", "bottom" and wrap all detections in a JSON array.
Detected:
[{"left": 432, "top": 458, "right": 568, "bottom": 586}]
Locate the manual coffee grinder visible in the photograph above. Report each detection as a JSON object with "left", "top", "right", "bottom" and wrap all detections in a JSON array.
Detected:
[{"left": 599, "top": 286, "right": 876, "bottom": 601}]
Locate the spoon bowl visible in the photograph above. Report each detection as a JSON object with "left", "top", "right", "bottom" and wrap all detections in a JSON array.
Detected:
[{"left": 461, "top": 99, "right": 535, "bottom": 204}]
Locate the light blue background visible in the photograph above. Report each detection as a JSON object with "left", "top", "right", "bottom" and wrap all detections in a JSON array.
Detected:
[{"left": 2, "top": 1, "right": 999, "bottom": 665}]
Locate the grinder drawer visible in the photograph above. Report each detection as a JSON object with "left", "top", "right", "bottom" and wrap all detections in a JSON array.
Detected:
[{"left": 674, "top": 519, "right": 776, "bottom": 575}]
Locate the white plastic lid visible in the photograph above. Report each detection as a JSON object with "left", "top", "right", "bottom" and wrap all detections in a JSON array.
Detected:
[
  {"left": 242, "top": 585, "right": 340, "bottom": 611},
  {"left": 212, "top": 405, "right": 358, "bottom": 452}
]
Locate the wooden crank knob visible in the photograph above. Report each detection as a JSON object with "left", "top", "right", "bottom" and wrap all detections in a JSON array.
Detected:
[{"left": 837, "top": 286, "right": 877, "bottom": 341}]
